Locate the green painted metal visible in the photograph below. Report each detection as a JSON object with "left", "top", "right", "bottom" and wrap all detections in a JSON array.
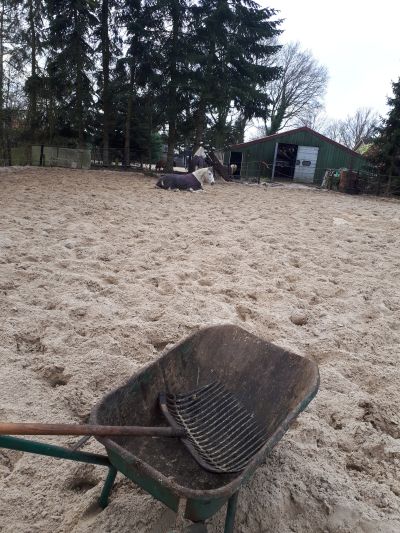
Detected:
[
  {"left": 107, "top": 448, "right": 180, "bottom": 511},
  {"left": 0, "top": 435, "right": 111, "bottom": 467},
  {"left": 98, "top": 466, "right": 118, "bottom": 508},
  {"left": 185, "top": 496, "right": 229, "bottom": 523},
  {"left": 107, "top": 448, "right": 229, "bottom": 522},
  {"left": 224, "top": 492, "right": 239, "bottom": 533},
  {"left": 230, "top": 128, "right": 367, "bottom": 184}
]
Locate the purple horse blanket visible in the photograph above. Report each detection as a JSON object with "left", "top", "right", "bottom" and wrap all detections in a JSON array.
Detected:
[{"left": 156, "top": 173, "right": 202, "bottom": 191}]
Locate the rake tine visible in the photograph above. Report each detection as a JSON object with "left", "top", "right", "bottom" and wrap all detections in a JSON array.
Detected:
[{"left": 163, "top": 380, "right": 267, "bottom": 473}]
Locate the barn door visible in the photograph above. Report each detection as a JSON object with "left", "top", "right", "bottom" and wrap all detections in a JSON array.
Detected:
[{"left": 293, "top": 146, "right": 319, "bottom": 182}]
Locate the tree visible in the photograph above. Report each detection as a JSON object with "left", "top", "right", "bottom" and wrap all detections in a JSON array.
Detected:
[
  {"left": 292, "top": 107, "right": 328, "bottom": 132},
  {"left": 372, "top": 78, "right": 400, "bottom": 192},
  {"left": 189, "top": 0, "right": 281, "bottom": 152},
  {"left": 18, "top": 0, "right": 46, "bottom": 137},
  {"left": 0, "top": 0, "right": 23, "bottom": 163},
  {"left": 46, "top": 0, "right": 98, "bottom": 146},
  {"left": 157, "top": 0, "right": 190, "bottom": 171},
  {"left": 95, "top": 0, "right": 118, "bottom": 165},
  {"left": 262, "top": 41, "right": 328, "bottom": 135},
  {"left": 323, "top": 108, "right": 378, "bottom": 149},
  {"left": 115, "top": 0, "right": 165, "bottom": 167}
]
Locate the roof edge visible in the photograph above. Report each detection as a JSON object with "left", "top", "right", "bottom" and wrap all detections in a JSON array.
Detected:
[{"left": 231, "top": 126, "right": 365, "bottom": 159}]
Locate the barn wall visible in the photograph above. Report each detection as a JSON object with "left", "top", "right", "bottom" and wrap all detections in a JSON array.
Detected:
[{"left": 232, "top": 130, "right": 367, "bottom": 184}]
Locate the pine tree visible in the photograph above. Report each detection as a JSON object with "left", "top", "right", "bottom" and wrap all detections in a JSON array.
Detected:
[
  {"left": 46, "top": 0, "right": 97, "bottom": 146},
  {"left": 373, "top": 78, "right": 400, "bottom": 192},
  {"left": 94, "top": 0, "right": 122, "bottom": 165},
  {"left": 116, "top": 0, "right": 164, "bottom": 167},
  {"left": 19, "top": 0, "right": 46, "bottom": 137},
  {"left": 189, "top": 0, "right": 281, "bottom": 151},
  {"left": 153, "top": 0, "right": 191, "bottom": 171}
]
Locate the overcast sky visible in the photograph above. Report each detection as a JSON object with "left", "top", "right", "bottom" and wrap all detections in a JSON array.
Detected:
[{"left": 264, "top": 0, "right": 400, "bottom": 121}]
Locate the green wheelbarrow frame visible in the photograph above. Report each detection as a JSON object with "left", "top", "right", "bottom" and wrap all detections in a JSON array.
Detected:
[
  {"left": 0, "top": 435, "right": 238, "bottom": 531},
  {"left": 0, "top": 325, "right": 319, "bottom": 532}
]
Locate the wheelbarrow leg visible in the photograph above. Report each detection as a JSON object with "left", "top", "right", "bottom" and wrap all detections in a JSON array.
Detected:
[
  {"left": 224, "top": 491, "right": 239, "bottom": 533},
  {"left": 98, "top": 465, "right": 118, "bottom": 509}
]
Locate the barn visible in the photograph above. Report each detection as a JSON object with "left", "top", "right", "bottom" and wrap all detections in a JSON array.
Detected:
[{"left": 228, "top": 126, "right": 367, "bottom": 184}]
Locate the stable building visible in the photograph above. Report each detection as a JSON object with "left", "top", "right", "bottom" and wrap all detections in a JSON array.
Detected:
[{"left": 228, "top": 126, "right": 367, "bottom": 184}]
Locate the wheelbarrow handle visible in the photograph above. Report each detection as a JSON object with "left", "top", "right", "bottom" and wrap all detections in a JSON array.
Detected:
[{"left": 0, "top": 423, "right": 185, "bottom": 438}]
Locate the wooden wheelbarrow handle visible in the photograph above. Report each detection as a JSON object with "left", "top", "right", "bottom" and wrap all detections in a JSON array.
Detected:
[{"left": 0, "top": 423, "right": 185, "bottom": 438}]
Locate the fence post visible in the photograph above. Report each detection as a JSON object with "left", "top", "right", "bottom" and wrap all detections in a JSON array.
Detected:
[{"left": 377, "top": 174, "right": 381, "bottom": 196}]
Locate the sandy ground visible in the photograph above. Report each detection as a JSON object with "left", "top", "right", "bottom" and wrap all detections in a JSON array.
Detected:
[{"left": 0, "top": 167, "right": 399, "bottom": 533}]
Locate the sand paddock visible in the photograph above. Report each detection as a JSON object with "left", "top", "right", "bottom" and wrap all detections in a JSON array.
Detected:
[{"left": 0, "top": 167, "right": 399, "bottom": 532}]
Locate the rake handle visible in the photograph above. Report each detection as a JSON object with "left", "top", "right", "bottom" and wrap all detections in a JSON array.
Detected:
[{"left": 0, "top": 423, "right": 185, "bottom": 438}]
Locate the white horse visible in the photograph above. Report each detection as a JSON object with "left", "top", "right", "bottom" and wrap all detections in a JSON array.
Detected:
[
  {"left": 193, "top": 167, "right": 215, "bottom": 187},
  {"left": 156, "top": 167, "right": 215, "bottom": 191}
]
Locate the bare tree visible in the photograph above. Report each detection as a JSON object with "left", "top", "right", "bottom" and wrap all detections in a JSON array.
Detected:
[
  {"left": 1, "top": 1, "right": 24, "bottom": 164},
  {"left": 323, "top": 108, "right": 379, "bottom": 149},
  {"left": 262, "top": 41, "right": 328, "bottom": 135},
  {"left": 293, "top": 107, "right": 328, "bottom": 132}
]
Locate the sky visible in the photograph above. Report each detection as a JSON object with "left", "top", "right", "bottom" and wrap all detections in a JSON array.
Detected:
[{"left": 263, "top": 0, "right": 400, "bottom": 121}]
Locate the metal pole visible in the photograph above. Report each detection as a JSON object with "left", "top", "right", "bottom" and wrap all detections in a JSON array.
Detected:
[
  {"left": 0, "top": 435, "right": 110, "bottom": 467},
  {"left": 98, "top": 466, "right": 118, "bottom": 508},
  {"left": 224, "top": 491, "right": 239, "bottom": 533}
]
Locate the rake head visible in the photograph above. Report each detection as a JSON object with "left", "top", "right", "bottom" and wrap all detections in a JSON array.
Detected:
[{"left": 159, "top": 381, "right": 267, "bottom": 474}]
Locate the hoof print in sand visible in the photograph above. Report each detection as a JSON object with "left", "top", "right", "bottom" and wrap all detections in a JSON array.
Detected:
[
  {"left": 85, "top": 280, "right": 103, "bottom": 293},
  {"left": 148, "top": 332, "right": 175, "bottom": 352},
  {"left": 236, "top": 304, "right": 255, "bottom": 321},
  {"left": 36, "top": 365, "right": 71, "bottom": 387},
  {"left": 329, "top": 412, "right": 344, "bottom": 430},
  {"left": 63, "top": 389, "right": 93, "bottom": 420},
  {"left": 15, "top": 334, "right": 46, "bottom": 353},
  {"left": 0, "top": 449, "right": 23, "bottom": 474},
  {"left": 70, "top": 307, "right": 87, "bottom": 319},
  {"left": 65, "top": 466, "right": 100, "bottom": 493},
  {"left": 359, "top": 401, "right": 400, "bottom": 439}
]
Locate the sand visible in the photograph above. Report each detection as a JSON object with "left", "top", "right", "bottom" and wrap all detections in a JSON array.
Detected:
[{"left": 0, "top": 167, "right": 399, "bottom": 533}]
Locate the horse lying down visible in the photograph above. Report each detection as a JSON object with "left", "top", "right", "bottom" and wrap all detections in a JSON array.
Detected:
[{"left": 156, "top": 167, "right": 214, "bottom": 192}]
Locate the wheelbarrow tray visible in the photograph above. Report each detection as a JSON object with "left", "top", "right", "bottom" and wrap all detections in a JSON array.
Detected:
[{"left": 90, "top": 324, "right": 319, "bottom": 522}]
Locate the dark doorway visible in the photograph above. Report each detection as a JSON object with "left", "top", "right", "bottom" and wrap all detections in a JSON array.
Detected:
[
  {"left": 274, "top": 143, "right": 298, "bottom": 179},
  {"left": 230, "top": 151, "right": 242, "bottom": 178}
]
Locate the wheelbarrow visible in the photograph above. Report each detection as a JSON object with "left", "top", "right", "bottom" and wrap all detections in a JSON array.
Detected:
[{"left": 0, "top": 325, "right": 319, "bottom": 531}]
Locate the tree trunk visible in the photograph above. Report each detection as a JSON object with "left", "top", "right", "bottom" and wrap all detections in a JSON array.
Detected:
[
  {"left": 268, "top": 97, "right": 287, "bottom": 135},
  {"left": 212, "top": 106, "right": 229, "bottom": 149},
  {"left": 235, "top": 115, "right": 247, "bottom": 144},
  {"left": 124, "top": 66, "right": 134, "bottom": 168},
  {"left": 48, "top": 80, "right": 55, "bottom": 144},
  {"left": 74, "top": 8, "right": 84, "bottom": 146},
  {"left": 147, "top": 101, "right": 152, "bottom": 170},
  {"left": 386, "top": 158, "right": 395, "bottom": 195},
  {"left": 166, "top": 2, "right": 180, "bottom": 172},
  {"left": 28, "top": 0, "right": 38, "bottom": 136},
  {"left": 193, "top": 98, "right": 206, "bottom": 153},
  {"left": 0, "top": 3, "right": 5, "bottom": 163},
  {"left": 101, "top": 0, "right": 110, "bottom": 166},
  {"left": 208, "top": 150, "right": 229, "bottom": 181},
  {"left": 124, "top": 93, "right": 132, "bottom": 167}
]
